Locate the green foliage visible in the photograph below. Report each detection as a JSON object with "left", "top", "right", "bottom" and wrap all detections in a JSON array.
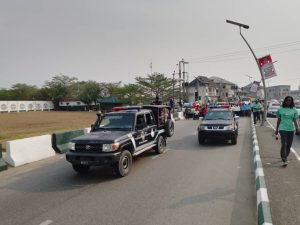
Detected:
[
  {"left": 114, "top": 84, "right": 144, "bottom": 105},
  {"left": 43, "top": 75, "right": 78, "bottom": 109},
  {"left": 78, "top": 81, "right": 102, "bottom": 108},
  {"left": 135, "top": 73, "right": 175, "bottom": 104},
  {"left": 0, "top": 72, "right": 177, "bottom": 107},
  {"left": 0, "top": 88, "right": 12, "bottom": 100}
]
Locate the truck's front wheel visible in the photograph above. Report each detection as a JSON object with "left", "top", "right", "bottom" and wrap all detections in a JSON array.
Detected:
[{"left": 114, "top": 150, "right": 132, "bottom": 177}]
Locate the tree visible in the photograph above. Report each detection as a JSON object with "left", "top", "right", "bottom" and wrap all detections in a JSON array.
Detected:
[
  {"left": 10, "top": 83, "right": 39, "bottom": 100},
  {"left": 116, "top": 84, "right": 143, "bottom": 105},
  {"left": 0, "top": 88, "right": 12, "bottom": 100},
  {"left": 43, "top": 75, "right": 78, "bottom": 109},
  {"left": 135, "top": 73, "right": 174, "bottom": 104},
  {"left": 101, "top": 82, "right": 122, "bottom": 97},
  {"left": 78, "top": 81, "right": 102, "bottom": 110}
]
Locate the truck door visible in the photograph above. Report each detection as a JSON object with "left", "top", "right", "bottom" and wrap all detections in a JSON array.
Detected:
[
  {"left": 145, "top": 112, "right": 157, "bottom": 143},
  {"left": 135, "top": 114, "right": 148, "bottom": 147}
]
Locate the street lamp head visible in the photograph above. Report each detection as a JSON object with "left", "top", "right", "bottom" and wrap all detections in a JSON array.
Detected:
[{"left": 226, "top": 19, "right": 249, "bottom": 29}]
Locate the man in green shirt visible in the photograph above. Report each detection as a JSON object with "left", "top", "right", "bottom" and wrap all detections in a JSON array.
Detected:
[{"left": 252, "top": 100, "right": 261, "bottom": 124}]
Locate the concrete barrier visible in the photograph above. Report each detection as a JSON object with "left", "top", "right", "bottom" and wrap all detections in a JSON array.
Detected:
[
  {"left": 6, "top": 135, "right": 55, "bottom": 167},
  {"left": 52, "top": 129, "right": 84, "bottom": 154},
  {"left": 0, "top": 144, "right": 8, "bottom": 171}
]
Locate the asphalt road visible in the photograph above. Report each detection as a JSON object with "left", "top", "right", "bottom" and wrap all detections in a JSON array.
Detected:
[{"left": 0, "top": 117, "right": 256, "bottom": 225}]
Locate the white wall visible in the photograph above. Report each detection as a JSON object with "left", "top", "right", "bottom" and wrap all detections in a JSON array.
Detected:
[{"left": 0, "top": 101, "right": 54, "bottom": 112}]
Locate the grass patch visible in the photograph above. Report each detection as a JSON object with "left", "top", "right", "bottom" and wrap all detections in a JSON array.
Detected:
[{"left": 0, "top": 111, "right": 97, "bottom": 151}]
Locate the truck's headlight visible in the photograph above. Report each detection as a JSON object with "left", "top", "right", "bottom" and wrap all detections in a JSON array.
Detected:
[
  {"left": 68, "top": 142, "right": 75, "bottom": 150},
  {"left": 224, "top": 125, "right": 234, "bottom": 130},
  {"left": 103, "top": 143, "right": 120, "bottom": 152},
  {"left": 199, "top": 125, "right": 206, "bottom": 130}
]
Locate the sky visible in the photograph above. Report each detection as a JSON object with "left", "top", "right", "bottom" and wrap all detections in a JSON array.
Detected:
[{"left": 1, "top": 0, "right": 300, "bottom": 90}]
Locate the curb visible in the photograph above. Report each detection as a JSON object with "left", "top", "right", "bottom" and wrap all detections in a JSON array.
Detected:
[
  {"left": 0, "top": 144, "right": 8, "bottom": 172},
  {"left": 251, "top": 116, "right": 273, "bottom": 225}
]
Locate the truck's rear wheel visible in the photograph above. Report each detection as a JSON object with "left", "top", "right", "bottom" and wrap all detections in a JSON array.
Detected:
[
  {"left": 154, "top": 135, "right": 166, "bottom": 154},
  {"left": 165, "top": 119, "right": 174, "bottom": 137},
  {"left": 114, "top": 150, "right": 132, "bottom": 177},
  {"left": 72, "top": 164, "right": 90, "bottom": 174}
]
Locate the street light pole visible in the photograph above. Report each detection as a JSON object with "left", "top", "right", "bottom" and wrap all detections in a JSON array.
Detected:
[
  {"left": 226, "top": 19, "right": 267, "bottom": 126},
  {"left": 172, "top": 70, "right": 175, "bottom": 105}
]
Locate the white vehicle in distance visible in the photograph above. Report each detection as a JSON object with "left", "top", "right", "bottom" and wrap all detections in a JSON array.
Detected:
[
  {"left": 295, "top": 104, "right": 300, "bottom": 118},
  {"left": 267, "top": 102, "right": 280, "bottom": 117}
]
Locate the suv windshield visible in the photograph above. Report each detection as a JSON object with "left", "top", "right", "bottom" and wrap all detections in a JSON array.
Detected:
[
  {"left": 204, "top": 111, "right": 232, "bottom": 120},
  {"left": 96, "top": 114, "right": 134, "bottom": 130}
]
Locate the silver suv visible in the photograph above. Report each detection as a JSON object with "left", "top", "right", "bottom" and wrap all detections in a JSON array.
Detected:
[{"left": 197, "top": 108, "right": 239, "bottom": 145}]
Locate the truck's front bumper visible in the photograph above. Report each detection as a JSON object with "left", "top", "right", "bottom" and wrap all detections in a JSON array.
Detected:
[{"left": 66, "top": 151, "right": 122, "bottom": 166}]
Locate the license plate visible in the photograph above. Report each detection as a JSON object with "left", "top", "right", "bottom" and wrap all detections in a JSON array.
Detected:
[{"left": 80, "top": 161, "right": 89, "bottom": 165}]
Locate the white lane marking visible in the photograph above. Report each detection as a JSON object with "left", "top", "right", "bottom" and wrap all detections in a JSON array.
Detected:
[
  {"left": 291, "top": 148, "right": 300, "bottom": 161},
  {"left": 39, "top": 220, "right": 53, "bottom": 225},
  {"left": 152, "top": 148, "right": 170, "bottom": 159},
  {"left": 267, "top": 119, "right": 300, "bottom": 162}
]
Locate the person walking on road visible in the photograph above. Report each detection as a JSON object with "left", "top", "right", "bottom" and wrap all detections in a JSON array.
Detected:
[
  {"left": 275, "top": 96, "right": 300, "bottom": 166},
  {"left": 252, "top": 100, "right": 261, "bottom": 124}
]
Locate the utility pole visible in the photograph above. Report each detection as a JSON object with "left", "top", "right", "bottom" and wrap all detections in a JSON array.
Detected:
[
  {"left": 178, "top": 60, "right": 182, "bottom": 102},
  {"left": 182, "top": 59, "right": 186, "bottom": 99},
  {"left": 182, "top": 59, "right": 189, "bottom": 102},
  {"left": 226, "top": 19, "right": 267, "bottom": 126},
  {"left": 172, "top": 70, "right": 175, "bottom": 104}
]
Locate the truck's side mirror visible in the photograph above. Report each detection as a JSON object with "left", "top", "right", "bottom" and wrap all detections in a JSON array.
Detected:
[{"left": 91, "top": 124, "right": 95, "bottom": 131}]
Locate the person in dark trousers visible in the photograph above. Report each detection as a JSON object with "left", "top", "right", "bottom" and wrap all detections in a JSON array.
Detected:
[
  {"left": 275, "top": 96, "right": 300, "bottom": 166},
  {"left": 252, "top": 100, "right": 261, "bottom": 124}
]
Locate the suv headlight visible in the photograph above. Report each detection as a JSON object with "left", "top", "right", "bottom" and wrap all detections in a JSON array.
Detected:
[
  {"left": 68, "top": 142, "right": 75, "bottom": 150},
  {"left": 199, "top": 125, "right": 206, "bottom": 130},
  {"left": 224, "top": 125, "right": 234, "bottom": 130},
  {"left": 102, "top": 143, "right": 120, "bottom": 152}
]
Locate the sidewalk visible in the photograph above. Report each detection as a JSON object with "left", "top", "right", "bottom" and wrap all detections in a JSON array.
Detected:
[{"left": 255, "top": 125, "right": 300, "bottom": 225}]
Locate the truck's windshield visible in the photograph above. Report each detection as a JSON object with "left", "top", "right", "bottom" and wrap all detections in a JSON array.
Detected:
[{"left": 97, "top": 114, "right": 134, "bottom": 130}]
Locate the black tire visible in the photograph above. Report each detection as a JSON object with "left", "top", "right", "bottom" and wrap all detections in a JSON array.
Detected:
[
  {"left": 165, "top": 119, "right": 174, "bottom": 137},
  {"left": 114, "top": 150, "right": 132, "bottom": 177},
  {"left": 154, "top": 135, "right": 166, "bottom": 154},
  {"left": 198, "top": 133, "right": 205, "bottom": 144},
  {"left": 231, "top": 135, "right": 237, "bottom": 145},
  {"left": 72, "top": 164, "right": 90, "bottom": 174}
]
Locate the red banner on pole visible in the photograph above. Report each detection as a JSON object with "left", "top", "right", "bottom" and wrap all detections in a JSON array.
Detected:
[{"left": 258, "top": 54, "right": 277, "bottom": 80}]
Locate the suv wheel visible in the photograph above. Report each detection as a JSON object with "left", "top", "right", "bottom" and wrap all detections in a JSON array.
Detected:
[
  {"left": 72, "top": 164, "right": 90, "bottom": 174},
  {"left": 231, "top": 135, "right": 237, "bottom": 145},
  {"left": 154, "top": 135, "right": 166, "bottom": 154},
  {"left": 198, "top": 133, "right": 205, "bottom": 144},
  {"left": 165, "top": 119, "right": 174, "bottom": 137},
  {"left": 114, "top": 150, "right": 132, "bottom": 177}
]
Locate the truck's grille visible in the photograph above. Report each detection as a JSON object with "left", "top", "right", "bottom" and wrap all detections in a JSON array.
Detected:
[
  {"left": 75, "top": 144, "right": 103, "bottom": 152},
  {"left": 207, "top": 126, "right": 224, "bottom": 130}
]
